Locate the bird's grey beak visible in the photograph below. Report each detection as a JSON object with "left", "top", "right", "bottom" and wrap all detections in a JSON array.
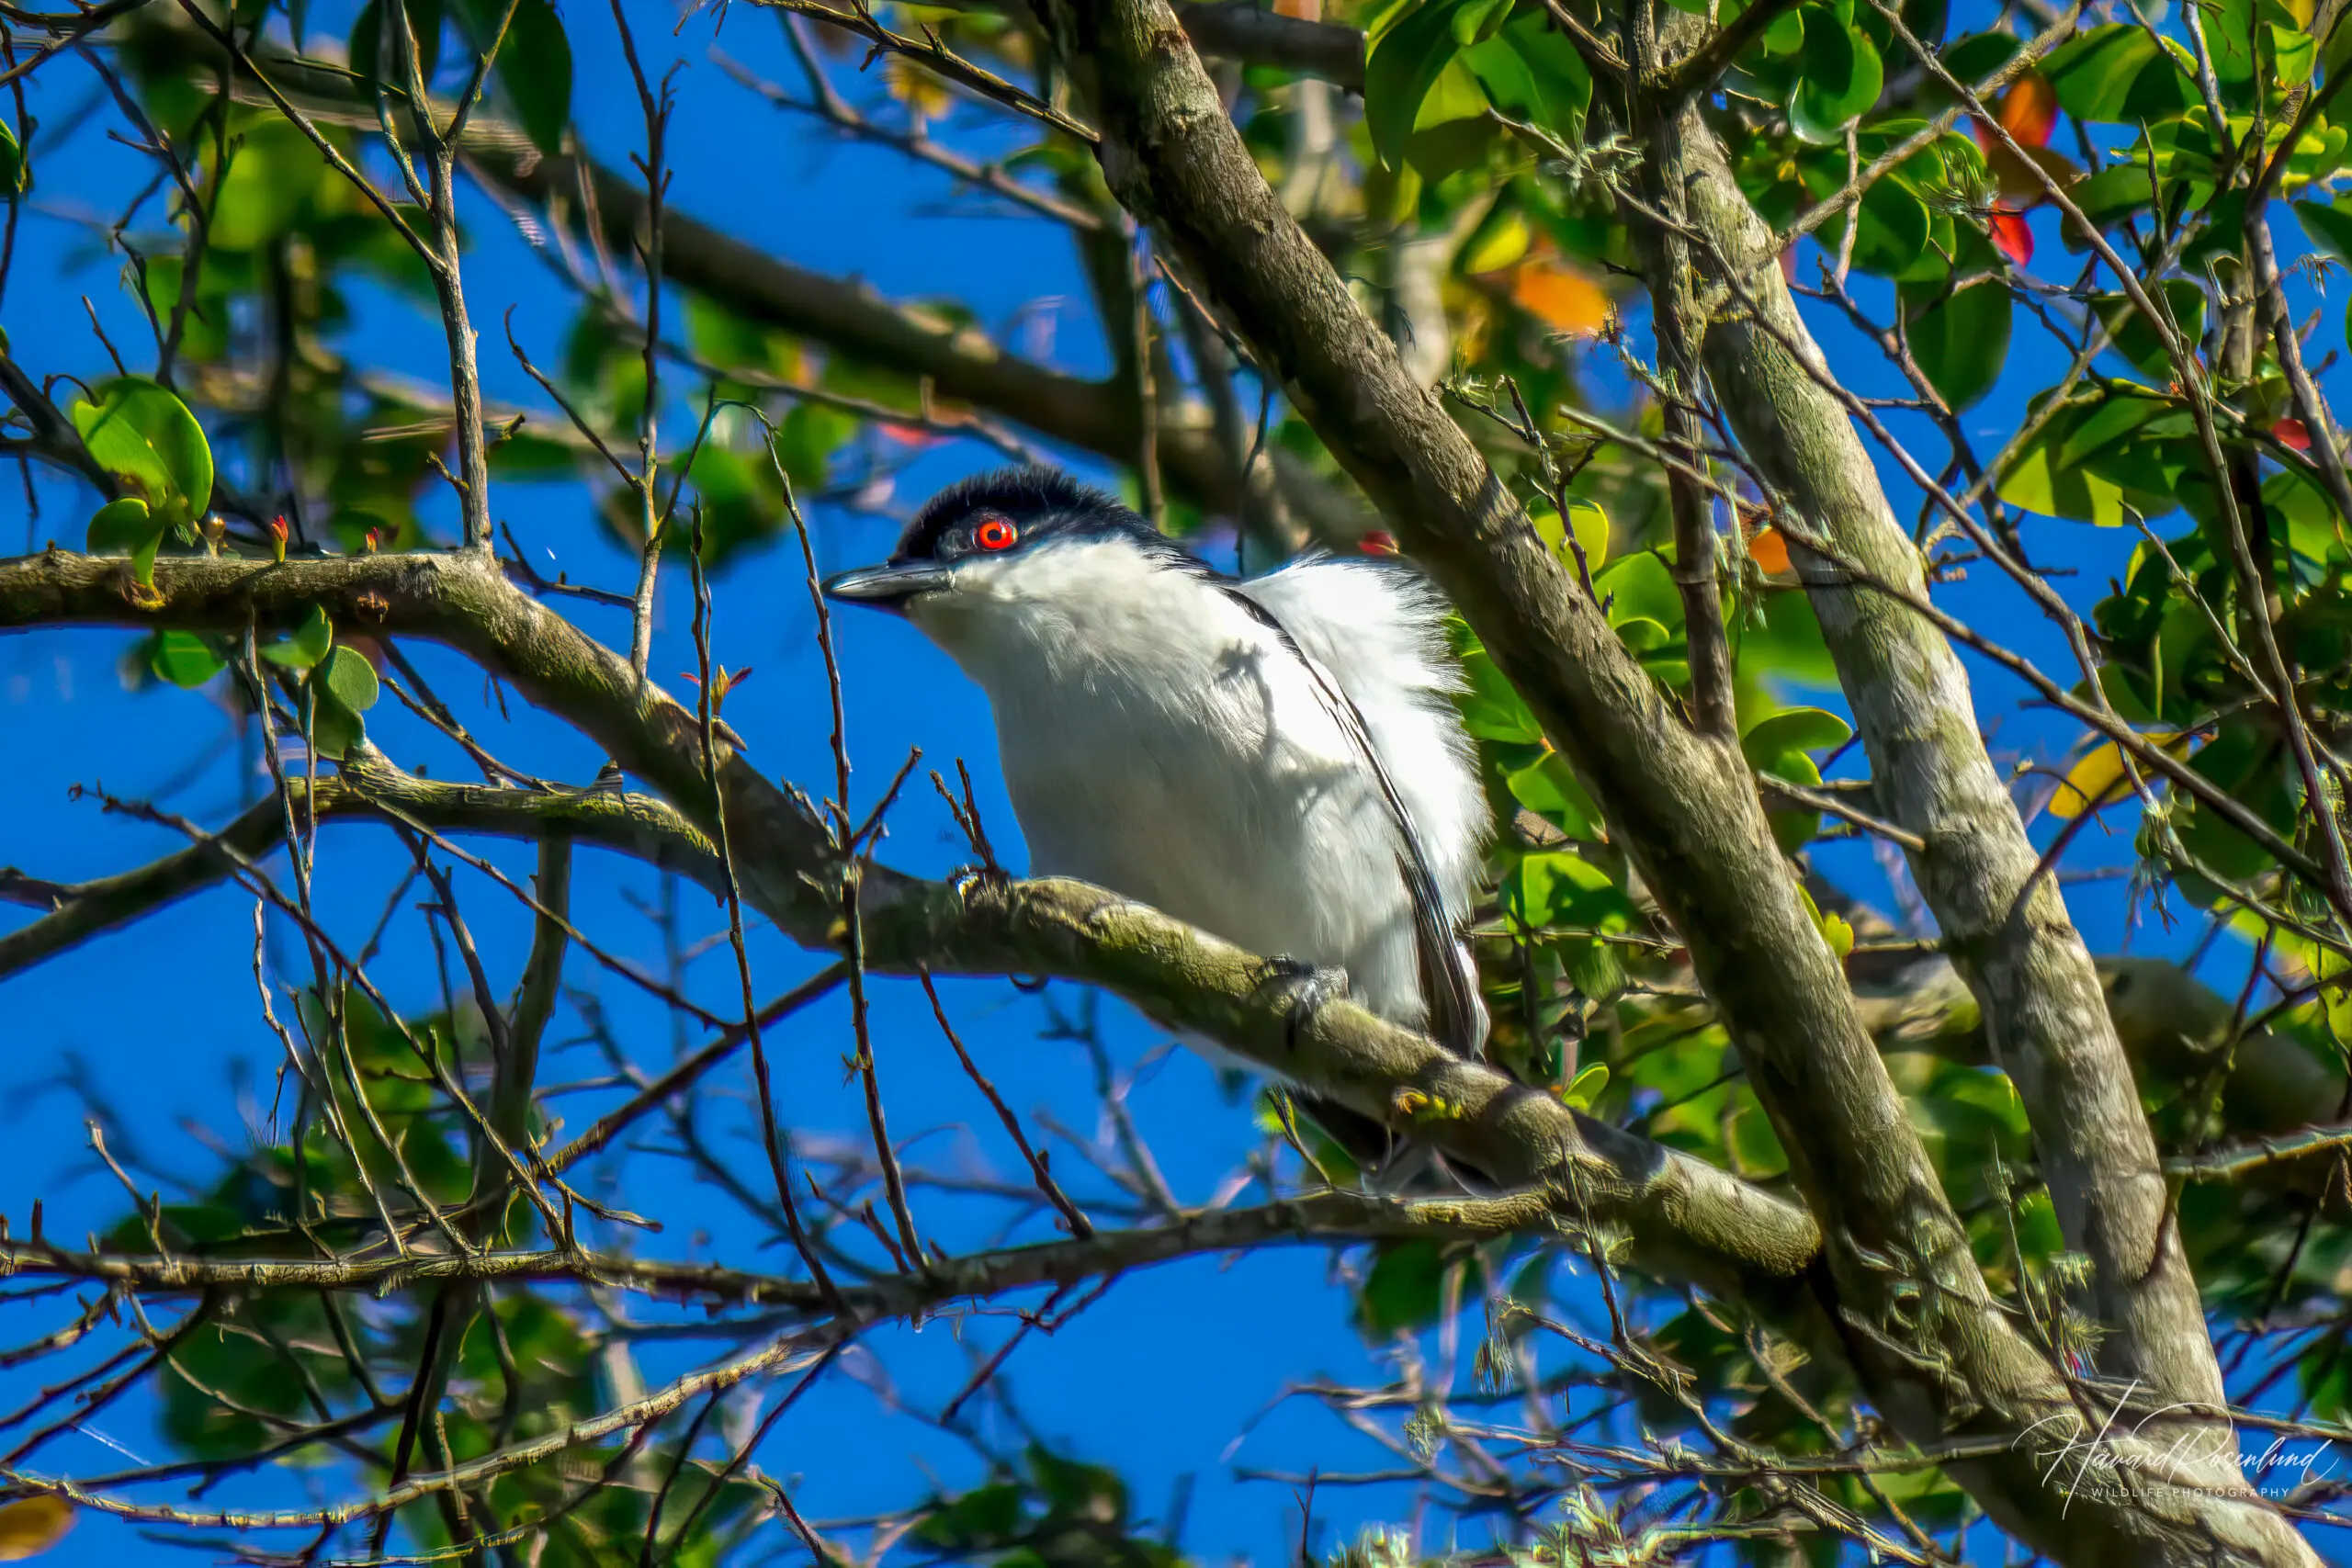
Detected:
[{"left": 821, "top": 562, "right": 953, "bottom": 614}]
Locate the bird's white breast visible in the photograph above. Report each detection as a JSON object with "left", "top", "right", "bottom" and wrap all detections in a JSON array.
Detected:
[{"left": 908, "top": 536, "right": 1429, "bottom": 1027}]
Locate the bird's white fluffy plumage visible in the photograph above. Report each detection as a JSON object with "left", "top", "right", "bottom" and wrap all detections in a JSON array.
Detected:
[
  {"left": 1235, "top": 555, "right": 1489, "bottom": 940},
  {"left": 906, "top": 533, "right": 1488, "bottom": 1065}
]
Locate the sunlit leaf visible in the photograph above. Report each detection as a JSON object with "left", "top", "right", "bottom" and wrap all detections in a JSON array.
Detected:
[
  {"left": 1505, "top": 750, "right": 1600, "bottom": 839},
  {"left": 320, "top": 645, "right": 380, "bottom": 715},
  {"left": 1742, "top": 706, "right": 1852, "bottom": 761},
  {"left": 260, "top": 604, "right": 334, "bottom": 670},
  {"left": 0, "top": 1496, "right": 73, "bottom": 1560},
  {"left": 150, "top": 631, "right": 226, "bottom": 688},
  {"left": 71, "top": 378, "right": 214, "bottom": 527},
  {"left": 1559, "top": 1061, "right": 1610, "bottom": 1109},
  {"left": 1504, "top": 851, "right": 1632, "bottom": 929},
  {"left": 2051, "top": 732, "right": 2193, "bottom": 819}
]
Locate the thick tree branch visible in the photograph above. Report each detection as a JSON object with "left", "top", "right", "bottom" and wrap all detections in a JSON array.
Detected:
[
  {"left": 0, "top": 546, "right": 1817, "bottom": 1303},
  {"left": 1663, "top": 86, "right": 2237, "bottom": 1421},
  {"left": 1172, "top": 2, "right": 1363, "bottom": 89},
  {"left": 1017, "top": 2, "right": 2311, "bottom": 1559}
]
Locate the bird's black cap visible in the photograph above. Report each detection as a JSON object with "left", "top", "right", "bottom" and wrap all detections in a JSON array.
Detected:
[
  {"left": 826, "top": 466, "right": 1195, "bottom": 612},
  {"left": 891, "top": 466, "right": 1178, "bottom": 562}
]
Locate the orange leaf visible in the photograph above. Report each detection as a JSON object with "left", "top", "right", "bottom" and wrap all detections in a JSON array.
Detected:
[
  {"left": 1510, "top": 262, "right": 1611, "bottom": 336},
  {"left": 2274, "top": 417, "right": 2312, "bottom": 452},
  {"left": 1972, "top": 129, "right": 2081, "bottom": 207},
  {"left": 1747, "top": 525, "right": 1792, "bottom": 576},
  {"left": 0, "top": 1497, "right": 74, "bottom": 1561},
  {"left": 1998, "top": 73, "right": 2058, "bottom": 150},
  {"left": 1990, "top": 208, "right": 2034, "bottom": 268}
]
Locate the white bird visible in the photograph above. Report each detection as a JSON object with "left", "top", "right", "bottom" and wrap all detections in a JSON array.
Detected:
[{"left": 824, "top": 467, "right": 1491, "bottom": 1075}]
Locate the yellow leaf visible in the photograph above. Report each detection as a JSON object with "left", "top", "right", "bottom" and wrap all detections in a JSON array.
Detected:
[
  {"left": 1510, "top": 261, "right": 1610, "bottom": 336},
  {"left": 883, "top": 56, "right": 954, "bottom": 122},
  {"left": 1462, "top": 209, "right": 1532, "bottom": 275},
  {"left": 2049, "top": 733, "right": 2188, "bottom": 820},
  {"left": 1558, "top": 1062, "right": 1611, "bottom": 1110},
  {"left": 1529, "top": 498, "right": 1611, "bottom": 572},
  {"left": 1795, "top": 885, "right": 1853, "bottom": 962},
  {"left": 0, "top": 1497, "right": 74, "bottom": 1560},
  {"left": 1820, "top": 909, "right": 1854, "bottom": 961}
]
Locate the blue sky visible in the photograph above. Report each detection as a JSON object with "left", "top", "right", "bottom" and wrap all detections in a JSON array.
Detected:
[{"left": 0, "top": 0, "right": 2336, "bottom": 1563}]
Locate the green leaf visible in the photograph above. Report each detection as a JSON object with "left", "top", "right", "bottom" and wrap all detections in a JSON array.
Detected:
[
  {"left": 2093, "top": 279, "right": 2207, "bottom": 380},
  {"left": 1028, "top": 1447, "right": 1127, "bottom": 1526},
  {"left": 350, "top": 0, "right": 446, "bottom": 91},
  {"left": 1789, "top": 5, "right": 1884, "bottom": 143},
  {"left": 1529, "top": 497, "right": 1610, "bottom": 572},
  {"left": 1559, "top": 1061, "right": 1611, "bottom": 1110},
  {"left": 320, "top": 645, "right": 380, "bottom": 714},
  {"left": 2273, "top": 22, "right": 2316, "bottom": 87},
  {"left": 1907, "top": 278, "right": 2012, "bottom": 412},
  {"left": 2207, "top": 0, "right": 2256, "bottom": 82},
  {"left": 86, "top": 496, "right": 165, "bottom": 587},
  {"left": 775, "top": 401, "right": 856, "bottom": 491},
  {"left": 0, "top": 119, "right": 28, "bottom": 197},
  {"left": 915, "top": 1484, "right": 1028, "bottom": 1551},
  {"left": 1741, "top": 705, "right": 1852, "bottom": 761},
  {"left": 1996, "top": 396, "right": 2170, "bottom": 525},
  {"left": 1456, "top": 647, "right": 1542, "bottom": 741},
  {"left": 205, "top": 118, "right": 329, "bottom": 252},
  {"left": 493, "top": 0, "right": 572, "bottom": 157},
  {"left": 1796, "top": 884, "right": 1854, "bottom": 959},
  {"left": 1464, "top": 14, "right": 1590, "bottom": 142},
  {"left": 1559, "top": 933, "right": 1626, "bottom": 1002},
  {"left": 150, "top": 631, "right": 226, "bottom": 688},
  {"left": 2041, "top": 25, "right": 2197, "bottom": 121},
  {"left": 260, "top": 604, "right": 334, "bottom": 670},
  {"left": 1504, "top": 851, "right": 1633, "bottom": 929},
  {"left": 2293, "top": 198, "right": 2352, "bottom": 266},
  {"left": 71, "top": 378, "right": 214, "bottom": 527},
  {"left": 1354, "top": 1240, "right": 1448, "bottom": 1336},
  {"left": 305, "top": 694, "right": 364, "bottom": 760},
  {"left": 85, "top": 495, "right": 156, "bottom": 554},
  {"left": 1365, "top": 0, "right": 1481, "bottom": 166},
  {"left": 1505, "top": 750, "right": 1600, "bottom": 839}
]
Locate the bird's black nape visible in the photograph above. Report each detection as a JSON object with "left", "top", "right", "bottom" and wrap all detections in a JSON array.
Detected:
[{"left": 892, "top": 465, "right": 1175, "bottom": 564}]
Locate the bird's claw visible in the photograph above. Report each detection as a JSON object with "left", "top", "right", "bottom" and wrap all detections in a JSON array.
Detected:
[{"left": 1258, "top": 956, "right": 1349, "bottom": 1054}]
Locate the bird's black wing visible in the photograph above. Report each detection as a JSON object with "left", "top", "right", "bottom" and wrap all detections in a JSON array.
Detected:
[{"left": 1217, "top": 587, "right": 1486, "bottom": 1060}]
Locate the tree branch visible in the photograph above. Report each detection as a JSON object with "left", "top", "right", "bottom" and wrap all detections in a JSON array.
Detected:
[
  {"left": 0, "top": 745, "right": 719, "bottom": 982},
  {"left": 0, "top": 545, "right": 1817, "bottom": 1303},
  {"left": 1015, "top": 0, "right": 2312, "bottom": 1558},
  {"left": 125, "top": 10, "right": 1378, "bottom": 546}
]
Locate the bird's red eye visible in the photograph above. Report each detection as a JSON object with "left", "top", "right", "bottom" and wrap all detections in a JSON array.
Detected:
[{"left": 973, "top": 517, "right": 1018, "bottom": 552}]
